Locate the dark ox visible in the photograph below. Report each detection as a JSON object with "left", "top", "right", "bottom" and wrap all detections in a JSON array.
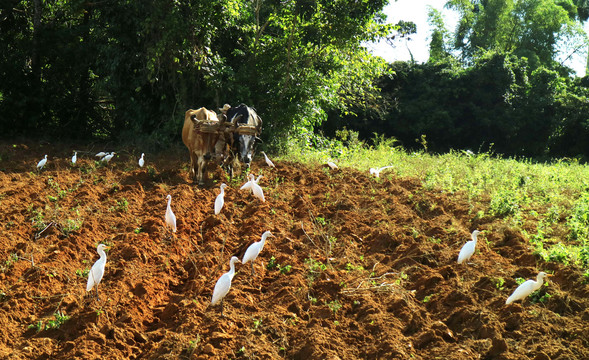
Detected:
[
  {"left": 181, "top": 107, "right": 221, "bottom": 185},
  {"left": 225, "top": 104, "right": 262, "bottom": 166}
]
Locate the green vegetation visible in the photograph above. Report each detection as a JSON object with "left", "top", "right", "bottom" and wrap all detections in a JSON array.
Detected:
[
  {"left": 28, "top": 311, "right": 70, "bottom": 332},
  {"left": 286, "top": 134, "right": 589, "bottom": 271}
]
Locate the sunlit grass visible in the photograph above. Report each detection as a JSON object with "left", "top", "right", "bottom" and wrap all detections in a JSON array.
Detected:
[{"left": 279, "top": 130, "right": 589, "bottom": 270}]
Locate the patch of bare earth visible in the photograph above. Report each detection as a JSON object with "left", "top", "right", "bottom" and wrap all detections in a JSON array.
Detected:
[{"left": 0, "top": 141, "right": 587, "bottom": 359}]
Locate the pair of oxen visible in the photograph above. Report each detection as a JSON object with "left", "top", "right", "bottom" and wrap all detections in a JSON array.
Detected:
[{"left": 182, "top": 104, "right": 262, "bottom": 186}]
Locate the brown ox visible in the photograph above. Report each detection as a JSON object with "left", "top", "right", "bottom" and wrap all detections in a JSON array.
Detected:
[{"left": 182, "top": 107, "right": 223, "bottom": 185}]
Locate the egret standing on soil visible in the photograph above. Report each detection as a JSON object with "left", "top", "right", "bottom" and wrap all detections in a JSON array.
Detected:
[
  {"left": 260, "top": 151, "right": 275, "bottom": 168},
  {"left": 165, "top": 194, "right": 177, "bottom": 233},
  {"left": 457, "top": 230, "right": 481, "bottom": 264},
  {"left": 242, "top": 231, "right": 274, "bottom": 275},
  {"left": 214, "top": 183, "right": 228, "bottom": 215},
  {"left": 369, "top": 166, "right": 393, "bottom": 178},
  {"left": 102, "top": 152, "right": 115, "bottom": 163},
  {"left": 71, "top": 152, "right": 77, "bottom": 165},
  {"left": 240, "top": 174, "right": 263, "bottom": 193},
  {"left": 506, "top": 272, "right": 552, "bottom": 304},
  {"left": 95, "top": 151, "right": 107, "bottom": 159},
  {"left": 36, "top": 155, "right": 47, "bottom": 171},
  {"left": 211, "top": 256, "right": 241, "bottom": 316},
  {"left": 327, "top": 161, "right": 338, "bottom": 170},
  {"left": 138, "top": 153, "right": 145, "bottom": 168},
  {"left": 86, "top": 243, "right": 110, "bottom": 301},
  {"left": 251, "top": 177, "right": 265, "bottom": 202}
]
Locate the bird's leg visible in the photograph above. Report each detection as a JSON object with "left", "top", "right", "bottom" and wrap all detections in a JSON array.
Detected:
[
  {"left": 95, "top": 285, "right": 100, "bottom": 302},
  {"left": 251, "top": 262, "right": 255, "bottom": 276},
  {"left": 220, "top": 299, "right": 225, "bottom": 317}
]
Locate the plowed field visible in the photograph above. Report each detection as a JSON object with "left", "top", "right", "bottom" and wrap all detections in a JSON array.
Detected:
[{"left": 0, "top": 141, "right": 588, "bottom": 359}]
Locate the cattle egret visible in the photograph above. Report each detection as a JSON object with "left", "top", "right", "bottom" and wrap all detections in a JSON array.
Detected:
[
  {"left": 211, "top": 256, "right": 241, "bottom": 316},
  {"left": 506, "top": 272, "right": 552, "bottom": 304},
  {"left": 327, "top": 161, "right": 338, "bottom": 170},
  {"left": 369, "top": 165, "right": 393, "bottom": 178},
  {"left": 214, "top": 183, "right": 228, "bottom": 215},
  {"left": 95, "top": 152, "right": 107, "bottom": 158},
  {"left": 251, "top": 177, "right": 265, "bottom": 202},
  {"left": 36, "top": 155, "right": 48, "bottom": 170},
  {"left": 457, "top": 230, "right": 481, "bottom": 264},
  {"left": 86, "top": 243, "right": 110, "bottom": 300},
  {"left": 165, "top": 194, "right": 177, "bottom": 233},
  {"left": 242, "top": 231, "right": 274, "bottom": 275},
  {"left": 260, "top": 151, "right": 275, "bottom": 168},
  {"left": 102, "top": 152, "right": 115, "bottom": 163},
  {"left": 240, "top": 174, "right": 255, "bottom": 191},
  {"left": 71, "top": 152, "right": 77, "bottom": 165},
  {"left": 138, "top": 153, "right": 145, "bottom": 168}
]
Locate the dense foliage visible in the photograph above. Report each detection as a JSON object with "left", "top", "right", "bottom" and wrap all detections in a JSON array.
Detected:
[
  {"left": 0, "top": 0, "right": 389, "bottom": 146},
  {"left": 321, "top": 0, "right": 589, "bottom": 159}
]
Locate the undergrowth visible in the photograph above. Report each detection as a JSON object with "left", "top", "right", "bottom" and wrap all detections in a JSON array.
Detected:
[{"left": 279, "top": 129, "right": 589, "bottom": 270}]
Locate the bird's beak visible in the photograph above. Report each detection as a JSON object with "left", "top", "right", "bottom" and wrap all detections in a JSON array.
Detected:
[{"left": 546, "top": 273, "right": 553, "bottom": 277}]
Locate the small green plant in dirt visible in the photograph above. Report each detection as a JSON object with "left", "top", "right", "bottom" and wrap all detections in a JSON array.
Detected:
[
  {"left": 75, "top": 268, "right": 90, "bottom": 278},
  {"left": 252, "top": 318, "right": 262, "bottom": 330},
  {"left": 46, "top": 311, "right": 70, "bottom": 330},
  {"left": 305, "top": 258, "right": 327, "bottom": 285},
  {"left": 422, "top": 294, "right": 433, "bottom": 303},
  {"left": 278, "top": 264, "right": 292, "bottom": 274},
  {"left": 110, "top": 198, "right": 129, "bottom": 213},
  {"left": 325, "top": 299, "right": 342, "bottom": 316},
  {"left": 266, "top": 256, "right": 291, "bottom": 274},
  {"left": 28, "top": 311, "right": 70, "bottom": 332},
  {"left": 63, "top": 217, "right": 83, "bottom": 236},
  {"left": 492, "top": 277, "right": 505, "bottom": 290},
  {"left": 29, "top": 208, "right": 46, "bottom": 231},
  {"left": 315, "top": 216, "right": 327, "bottom": 226},
  {"left": 345, "top": 263, "right": 364, "bottom": 272},
  {"left": 1, "top": 253, "right": 18, "bottom": 273}
]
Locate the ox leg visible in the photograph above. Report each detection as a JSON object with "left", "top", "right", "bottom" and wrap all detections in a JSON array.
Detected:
[
  {"left": 189, "top": 151, "right": 198, "bottom": 181},
  {"left": 197, "top": 155, "right": 206, "bottom": 186}
]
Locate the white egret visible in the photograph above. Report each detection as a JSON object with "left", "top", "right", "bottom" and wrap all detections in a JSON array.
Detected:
[
  {"left": 214, "top": 183, "right": 228, "bottom": 215},
  {"left": 251, "top": 177, "right": 265, "bottom": 202},
  {"left": 86, "top": 243, "right": 110, "bottom": 300},
  {"left": 71, "top": 152, "right": 77, "bottom": 165},
  {"left": 138, "top": 153, "right": 145, "bottom": 168},
  {"left": 506, "top": 272, "right": 552, "bottom": 305},
  {"left": 242, "top": 231, "right": 274, "bottom": 275},
  {"left": 369, "top": 165, "right": 394, "bottom": 178},
  {"left": 260, "top": 151, "right": 275, "bottom": 168},
  {"left": 240, "top": 174, "right": 255, "bottom": 191},
  {"left": 457, "top": 230, "right": 481, "bottom": 264},
  {"left": 211, "top": 256, "right": 241, "bottom": 316},
  {"left": 36, "top": 155, "right": 48, "bottom": 170},
  {"left": 102, "top": 152, "right": 115, "bottom": 163},
  {"left": 95, "top": 152, "right": 107, "bottom": 158},
  {"left": 165, "top": 194, "right": 177, "bottom": 233},
  {"left": 327, "top": 161, "right": 338, "bottom": 170}
]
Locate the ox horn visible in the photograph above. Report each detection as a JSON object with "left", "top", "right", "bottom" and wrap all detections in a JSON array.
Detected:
[{"left": 255, "top": 136, "right": 263, "bottom": 143}]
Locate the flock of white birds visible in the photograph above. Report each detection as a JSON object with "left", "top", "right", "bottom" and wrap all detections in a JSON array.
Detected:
[{"left": 34, "top": 151, "right": 551, "bottom": 313}]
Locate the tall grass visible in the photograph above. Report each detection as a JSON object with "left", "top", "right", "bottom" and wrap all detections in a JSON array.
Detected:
[{"left": 280, "top": 130, "right": 589, "bottom": 271}]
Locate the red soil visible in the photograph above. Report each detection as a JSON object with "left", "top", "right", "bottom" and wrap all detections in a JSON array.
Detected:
[{"left": 0, "top": 141, "right": 587, "bottom": 359}]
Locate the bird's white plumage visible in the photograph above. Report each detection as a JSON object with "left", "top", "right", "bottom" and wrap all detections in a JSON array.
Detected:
[
  {"left": 86, "top": 244, "right": 109, "bottom": 292},
  {"left": 369, "top": 165, "right": 393, "bottom": 178},
  {"left": 36, "top": 155, "right": 48, "bottom": 170},
  {"left": 240, "top": 174, "right": 255, "bottom": 191},
  {"left": 242, "top": 231, "right": 273, "bottom": 274},
  {"left": 102, "top": 152, "right": 115, "bottom": 163},
  {"left": 214, "top": 183, "right": 228, "bottom": 215},
  {"left": 138, "top": 153, "right": 145, "bottom": 168},
  {"left": 506, "top": 272, "right": 551, "bottom": 304},
  {"left": 327, "top": 161, "right": 338, "bottom": 170},
  {"left": 165, "top": 194, "right": 177, "bottom": 233},
  {"left": 211, "top": 256, "right": 240, "bottom": 306},
  {"left": 95, "top": 152, "right": 107, "bottom": 158},
  {"left": 457, "top": 230, "right": 481, "bottom": 264},
  {"left": 251, "top": 178, "right": 265, "bottom": 202},
  {"left": 71, "top": 152, "right": 77, "bottom": 165},
  {"left": 261, "top": 151, "right": 275, "bottom": 168}
]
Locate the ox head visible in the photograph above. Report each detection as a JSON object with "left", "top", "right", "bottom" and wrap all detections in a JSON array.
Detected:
[{"left": 228, "top": 105, "right": 263, "bottom": 166}]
